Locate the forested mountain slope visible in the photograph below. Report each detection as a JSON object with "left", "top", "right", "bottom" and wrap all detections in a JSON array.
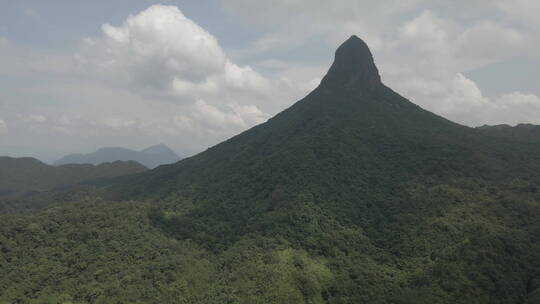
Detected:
[
  {"left": 477, "top": 123, "right": 540, "bottom": 143},
  {"left": 1, "top": 36, "right": 539, "bottom": 304},
  {"left": 0, "top": 156, "right": 146, "bottom": 198}
]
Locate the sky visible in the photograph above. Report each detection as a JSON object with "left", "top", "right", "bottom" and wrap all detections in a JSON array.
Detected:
[{"left": 1, "top": 0, "right": 539, "bottom": 162}]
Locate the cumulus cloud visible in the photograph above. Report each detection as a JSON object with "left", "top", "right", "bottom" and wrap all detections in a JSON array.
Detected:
[
  {"left": 389, "top": 10, "right": 528, "bottom": 75},
  {"left": 367, "top": 9, "right": 536, "bottom": 127},
  {"left": 396, "top": 73, "right": 489, "bottom": 124},
  {"left": 101, "top": 117, "right": 138, "bottom": 129},
  {"left": 489, "top": 92, "right": 540, "bottom": 124},
  {"left": 25, "top": 114, "right": 47, "bottom": 123},
  {"left": 82, "top": 5, "right": 225, "bottom": 91},
  {"left": 173, "top": 100, "right": 270, "bottom": 135},
  {"left": 391, "top": 72, "right": 540, "bottom": 126},
  {"left": 0, "top": 119, "right": 7, "bottom": 134},
  {"left": 78, "top": 5, "right": 269, "bottom": 102},
  {"left": 222, "top": 0, "right": 423, "bottom": 50},
  {"left": 1, "top": 5, "right": 306, "bottom": 159},
  {"left": 495, "top": 0, "right": 540, "bottom": 31}
]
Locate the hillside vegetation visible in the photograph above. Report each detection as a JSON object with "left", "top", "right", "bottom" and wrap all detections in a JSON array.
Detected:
[{"left": 0, "top": 157, "right": 146, "bottom": 198}]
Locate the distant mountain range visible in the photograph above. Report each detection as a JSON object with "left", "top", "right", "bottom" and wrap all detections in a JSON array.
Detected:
[
  {"left": 0, "top": 156, "right": 146, "bottom": 198},
  {"left": 54, "top": 144, "right": 181, "bottom": 169}
]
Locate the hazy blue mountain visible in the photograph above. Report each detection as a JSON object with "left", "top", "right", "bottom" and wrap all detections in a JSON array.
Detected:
[{"left": 55, "top": 144, "right": 180, "bottom": 169}]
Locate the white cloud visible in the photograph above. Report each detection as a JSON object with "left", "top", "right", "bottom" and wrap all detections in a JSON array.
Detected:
[
  {"left": 387, "top": 10, "right": 529, "bottom": 77},
  {"left": 192, "top": 100, "right": 245, "bottom": 129},
  {"left": 25, "top": 114, "right": 47, "bottom": 123},
  {"left": 222, "top": 0, "right": 424, "bottom": 49},
  {"left": 495, "top": 0, "right": 540, "bottom": 31},
  {"left": 398, "top": 10, "right": 457, "bottom": 55},
  {"left": 229, "top": 103, "right": 270, "bottom": 126},
  {"left": 101, "top": 118, "right": 138, "bottom": 129},
  {"left": 392, "top": 72, "right": 540, "bottom": 126},
  {"left": 0, "top": 119, "right": 7, "bottom": 134},
  {"left": 0, "top": 5, "right": 306, "bottom": 159},
  {"left": 173, "top": 100, "right": 270, "bottom": 135},
  {"left": 372, "top": 9, "right": 536, "bottom": 126},
  {"left": 78, "top": 5, "right": 269, "bottom": 102},
  {"left": 456, "top": 21, "right": 527, "bottom": 62},
  {"left": 93, "top": 5, "right": 225, "bottom": 81},
  {"left": 496, "top": 92, "right": 540, "bottom": 107},
  {"left": 489, "top": 92, "right": 540, "bottom": 125},
  {"left": 390, "top": 72, "right": 486, "bottom": 125}
]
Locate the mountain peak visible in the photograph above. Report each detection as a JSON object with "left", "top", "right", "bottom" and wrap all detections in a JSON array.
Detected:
[
  {"left": 55, "top": 144, "right": 180, "bottom": 169},
  {"left": 142, "top": 144, "right": 177, "bottom": 156},
  {"left": 320, "top": 35, "right": 381, "bottom": 88}
]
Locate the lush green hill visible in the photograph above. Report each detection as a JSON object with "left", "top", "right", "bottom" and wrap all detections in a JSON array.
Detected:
[
  {"left": 55, "top": 144, "right": 181, "bottom": 169},
  {"left": 477, "top": 123, "right": 540, "bottom": 143},
  {"left": 1, "top": 36, "right": 540, "bottom": 303},
  {"left": 0, "top": 156, "right": 147, "bottom": 198}
]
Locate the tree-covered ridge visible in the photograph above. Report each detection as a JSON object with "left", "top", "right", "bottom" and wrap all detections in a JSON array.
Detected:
[
  {"left": 477, "top": 123, "right": 540, "bottom": 144},
  {"left": 1, "top": 36, "right": 540, "bottom": 303},
  {"left": 0, "top": 157, "right": 146, "bottom": 198}
]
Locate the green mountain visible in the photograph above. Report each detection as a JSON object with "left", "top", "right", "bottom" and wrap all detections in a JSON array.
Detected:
[
  {"left": 55, "top": 144, "right": 181, "bottom": 169},
  {"left": 477, "top": 123, "right": 540, "bottom": 143},
  {"left": 0, "top": 156, "right": 146, "bottom": 198},
  {"left": 1, "top": 36, "right": 539, "bottom": 304}
]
